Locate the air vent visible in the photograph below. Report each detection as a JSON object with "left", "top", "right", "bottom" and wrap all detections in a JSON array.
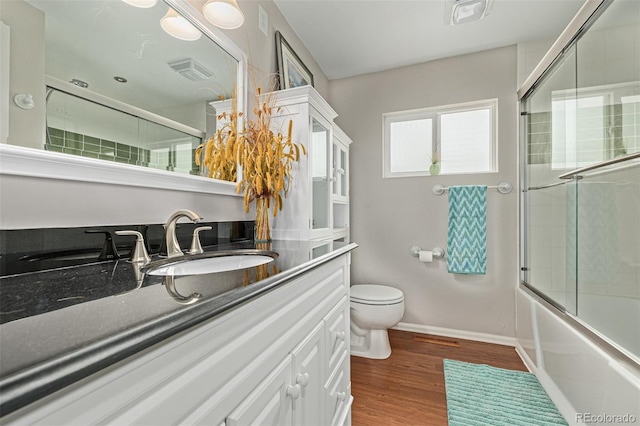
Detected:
[
  {"left": 168, "top": 59, "right": 214, "bottom": 82},
  {"left": 413, "top": 335, "right": 460, "bottom": 348}
]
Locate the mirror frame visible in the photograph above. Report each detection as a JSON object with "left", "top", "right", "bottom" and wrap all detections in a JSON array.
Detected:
[{"left": 0, "top": 0, "right": 247, "bottom": 197}]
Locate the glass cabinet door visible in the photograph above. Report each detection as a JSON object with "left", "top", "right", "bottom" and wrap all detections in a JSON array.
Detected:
[
  {"left": 332, "top": 141, "right": 348, "bottom": 201},
  {"left": 339, "top": 145, "right": 348, "bottom": 198},
  {"left": 332, "top": 143, "right": 339, "bottom": 197},
  {"left": 311, "top": 117, "right": 330, "bottom": 231}
]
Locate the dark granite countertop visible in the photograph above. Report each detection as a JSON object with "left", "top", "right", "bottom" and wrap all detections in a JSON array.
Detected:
[{"left": 0, "top": 239, "right": 357, "bottom": 416}]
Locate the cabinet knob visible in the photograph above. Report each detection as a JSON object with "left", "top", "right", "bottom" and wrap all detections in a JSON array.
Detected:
[
  {"left": 336, "top": 391, "right": 347, "bottom": 401},
  {"left": 336, "top": 331, "right": 346, "bottom": 340},
  {"left": 287, "top": 384, "right": 301, "bottom": 400},
  {"left": 296, "top": 372, "right": 310, "bottom": 387}
]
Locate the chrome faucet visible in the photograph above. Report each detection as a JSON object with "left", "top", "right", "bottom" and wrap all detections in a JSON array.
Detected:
[{"left": 165, "top": 209, "right": 203, "bottom": 258}]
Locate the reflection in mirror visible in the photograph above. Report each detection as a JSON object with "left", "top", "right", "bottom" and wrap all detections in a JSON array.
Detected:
[
  {"left": 311, "top": 118, "right": 330, "bottom": 230},
  {"left": 2, "top": 0, "right": 239, "bottom": 177}
]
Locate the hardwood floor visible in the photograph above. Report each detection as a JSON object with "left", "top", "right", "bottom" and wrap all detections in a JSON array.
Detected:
[{"left": 350, "top": 330, "right": 528, "bottom": 426}]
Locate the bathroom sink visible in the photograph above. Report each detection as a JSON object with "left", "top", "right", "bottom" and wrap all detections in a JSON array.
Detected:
[{"left": 141, "top": 250, "right": 278, "bottom": 277}]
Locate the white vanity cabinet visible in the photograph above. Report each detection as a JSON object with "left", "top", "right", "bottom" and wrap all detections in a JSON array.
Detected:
[{"left": 3, "top": 255, "right": 353, "bottom": 426}]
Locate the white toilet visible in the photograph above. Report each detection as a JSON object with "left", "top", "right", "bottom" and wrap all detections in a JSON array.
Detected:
[{"left": 350, "top": 284, "right": 405, "bottom": 359}]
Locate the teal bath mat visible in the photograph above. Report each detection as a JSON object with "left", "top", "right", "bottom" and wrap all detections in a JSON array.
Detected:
[{"left": 443, "top": 359, "right": 567, "bottom": 426}]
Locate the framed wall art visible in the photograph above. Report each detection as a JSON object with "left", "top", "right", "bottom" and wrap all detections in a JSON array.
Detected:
[{"left": 275, "top": 31, "right": 314, "bottom": 90}]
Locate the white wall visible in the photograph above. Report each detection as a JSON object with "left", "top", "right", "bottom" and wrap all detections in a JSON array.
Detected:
[
  {"left": 517, "top": 39, "right": 555, "bottom": 89},
  {"left": 214, "top": 0, "right": 330, "bottom": 100},
  {"left": 1, "top": 0, "right": 45, "bottom": 149},
  {"left": 328, "top": 46, "right": 519, "bottom": 339}
]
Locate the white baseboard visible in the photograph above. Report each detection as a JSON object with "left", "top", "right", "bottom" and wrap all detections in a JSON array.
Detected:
[{"left": 392, "top": 322, "right": 518, "bottom": 347}]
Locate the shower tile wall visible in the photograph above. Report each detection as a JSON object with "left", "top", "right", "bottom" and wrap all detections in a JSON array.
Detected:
[
  {"left": 527, "top": 178, "right": 572, "bottom": 309},
  {"left": 46, "top": 127, "right": 149, "bottom": 166},
  {"left": 45, "top": 127, "right": 198, "bottom": 174}
]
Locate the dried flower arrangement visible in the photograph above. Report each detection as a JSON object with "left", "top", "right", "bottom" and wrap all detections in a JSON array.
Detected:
[{"left": 196, "top": 88, "right": 306, "bottom": 242}]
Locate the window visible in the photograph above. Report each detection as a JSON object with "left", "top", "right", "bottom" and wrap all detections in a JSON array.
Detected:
[
  {"left": 383, "top": 99, "right": 498, "bottom": 177},
  {"left": 551, "top": 92, "right": 610, "bottom": 169}
]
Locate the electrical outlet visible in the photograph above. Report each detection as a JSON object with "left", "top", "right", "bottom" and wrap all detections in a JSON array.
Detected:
[{"left": 258, "top": 5, "right": 268, "bottom": 37}]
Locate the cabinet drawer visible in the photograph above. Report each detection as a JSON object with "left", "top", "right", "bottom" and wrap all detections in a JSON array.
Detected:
[
  {"left": 324, "top": 296, "right": 349, "bottom": 375},
  {"left": 325, "top": 350, "right": 351, "bottom": 426}
]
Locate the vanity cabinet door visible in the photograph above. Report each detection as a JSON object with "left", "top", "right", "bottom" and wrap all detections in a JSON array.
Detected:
[
  {"left": 326, "top": 351, "right": 352, "bottom": 426},
  {"left": 291, "top": 321, "right": 326, "bottom": 426},
  {"left": 325, "top": 296, "right": 349, "bottom": 375},
  {"left": 226, "top": 355, "right": 294, "bottom": 426}
]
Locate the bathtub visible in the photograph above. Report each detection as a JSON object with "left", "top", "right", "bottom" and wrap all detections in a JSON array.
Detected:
[{"left": 516, "top": 286, "right": 640, "bottom": 426}]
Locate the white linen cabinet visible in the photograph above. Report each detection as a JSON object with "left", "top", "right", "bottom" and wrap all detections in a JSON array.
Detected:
[
  {"left": 268, "top": 86, "right": 337, "bottom": 241},
  {"left": 211, "top": 86, "right": 352, "bottom": 241}
]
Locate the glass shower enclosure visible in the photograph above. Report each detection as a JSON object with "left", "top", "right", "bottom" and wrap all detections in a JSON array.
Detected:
[{"left": 520, "top": 0, "right": 639, "bottom": 362}]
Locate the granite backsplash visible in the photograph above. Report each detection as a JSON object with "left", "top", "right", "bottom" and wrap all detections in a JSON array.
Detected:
[{"left": 0, "top": 221, "right": 254, "bottom": 277}]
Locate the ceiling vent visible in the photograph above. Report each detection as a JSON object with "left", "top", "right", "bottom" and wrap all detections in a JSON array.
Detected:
[
  {"left": 168, "top": 59, "right": 214, "bottom": 81},
  {"left": 444, "top": 0, "right": 492, "bottom": 25}
]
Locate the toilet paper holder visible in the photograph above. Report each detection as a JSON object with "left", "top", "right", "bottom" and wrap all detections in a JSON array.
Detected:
[{"left": 410, "top": 246, "right": 445, "bottom": 259}]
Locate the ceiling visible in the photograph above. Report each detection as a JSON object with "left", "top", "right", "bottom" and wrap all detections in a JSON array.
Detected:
[
  {"left": 273, "top": 0, "right": 586, "bottom": 80},
  {"left": 28, "top": 0, "right": 237, "bottom": 117}
]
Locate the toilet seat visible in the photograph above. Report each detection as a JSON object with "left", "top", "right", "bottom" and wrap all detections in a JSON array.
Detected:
[{"left": 350, "top": 284, "right": 404, "bottom": 305}]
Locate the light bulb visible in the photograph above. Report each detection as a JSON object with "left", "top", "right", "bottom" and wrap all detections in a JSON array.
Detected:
[
  {"left": 202, "top": 0, "right": 244, "bottom": 30},
  {"left": 122, "top": 0, "right": 158, "bottom": 8},
  {"left": 160, "top": 8, "right": 202, "bottom": 41}
]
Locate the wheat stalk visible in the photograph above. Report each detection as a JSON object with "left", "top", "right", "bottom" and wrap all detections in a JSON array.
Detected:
[{"left": 197, "top": 88, "right": 305, "bottom": 218}]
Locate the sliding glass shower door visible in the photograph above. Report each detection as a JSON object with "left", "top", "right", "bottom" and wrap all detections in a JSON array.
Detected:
[{"left": 520, "top": 0, "right": 640, "bottom": 360}]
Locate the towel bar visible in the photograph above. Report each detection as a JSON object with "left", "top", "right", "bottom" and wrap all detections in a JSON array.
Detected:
[{"left": 432, "top": 182, "right": 512, "bottom": 195}]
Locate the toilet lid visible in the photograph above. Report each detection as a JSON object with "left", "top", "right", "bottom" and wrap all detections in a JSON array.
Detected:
[{"left": 350, "top": 285, "right": 404, "bottom": 305}]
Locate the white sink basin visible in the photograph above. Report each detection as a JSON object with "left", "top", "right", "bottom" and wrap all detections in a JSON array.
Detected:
[{"left": 143, "top": 250, "right": 278, "bottom": 277}]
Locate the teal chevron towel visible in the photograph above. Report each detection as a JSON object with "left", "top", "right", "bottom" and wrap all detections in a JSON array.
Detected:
[
  {"left": 447, "top": 185, "right": 487, "bottom": 274},
  {"left": 443, "top": 359, "right": 567, "bottom": 425}
]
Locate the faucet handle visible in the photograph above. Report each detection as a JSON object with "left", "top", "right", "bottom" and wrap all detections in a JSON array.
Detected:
[
  {"left": 85, "top": 230, "right": 121, "bottom": 261},
  {"left": 188, "top": 226, "right": 212, "bottom": 255},
  {"left": 115, "top": 230, "right": 151, "bottom": 264}
]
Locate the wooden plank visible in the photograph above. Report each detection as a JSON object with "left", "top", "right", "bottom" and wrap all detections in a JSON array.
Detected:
[{"left": 350, "top": 330, "right": 527, "bottom": 425}]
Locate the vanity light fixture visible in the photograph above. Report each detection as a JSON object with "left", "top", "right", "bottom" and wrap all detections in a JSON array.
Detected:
[
  {"left": 160, "top": 8, "right": 202, "bottom": 41},
  {"left": 202, "top": 0, "right": 245, "bottom": 30},
  {"left": 444, "top": 0, "right": 491, "bottom": 25},
  {"left": 121, "top": 0, "right": 158, "bottom": 8}
]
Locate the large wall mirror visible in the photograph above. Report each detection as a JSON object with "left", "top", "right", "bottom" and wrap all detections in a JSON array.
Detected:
[{"left": 0, "top": 0, "right": 245, "bottom": 184}]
